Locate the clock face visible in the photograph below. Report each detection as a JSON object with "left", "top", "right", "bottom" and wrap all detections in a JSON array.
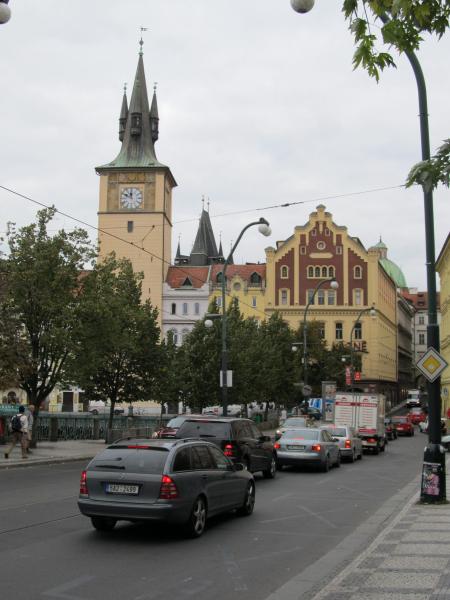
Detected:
[{"left": 120, "top": 187, "right": 143, "bottom": 209}]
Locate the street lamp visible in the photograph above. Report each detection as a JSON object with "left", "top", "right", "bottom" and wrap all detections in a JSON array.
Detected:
[
  {"left": 207, "top": 218, "right": 271, "bottom": 417},
  {"left": 290, "top": 3, "right": 445, "bottom": 502},
  {"left": 0, "top": 0, "right": 11, "bottom": 24},
  {"left": 349, "top": 305, "right": 377, "bottom": 390},
  {"left": 295, "top": 277, "right": 338, "bottom": 405}
]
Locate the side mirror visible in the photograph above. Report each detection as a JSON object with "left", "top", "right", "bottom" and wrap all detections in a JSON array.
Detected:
[{"left": 234, "top": 463, "right": 244, "bottom": 472}]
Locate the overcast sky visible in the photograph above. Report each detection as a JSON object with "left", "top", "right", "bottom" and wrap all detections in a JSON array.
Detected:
[{"left": 1, "top": 0, "right": 449, "bottom": 290}]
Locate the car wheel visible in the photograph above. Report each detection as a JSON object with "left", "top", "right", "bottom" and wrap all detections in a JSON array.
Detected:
[
  {"left": 263, "top": 455, "right": 277, "bottom": 479},
  {"left": 237, "top": 482, "right": 255, "bottom": 517},
  {"left": 348, "top": 449, "right": 355, "bottom": 463},
  {"left": 184, "top": 496, "right": 207, "bottom": 538},
  {"left": 321, "top": 455, "right": 330, "bottom": 472},
  {"left": 91, "top": 516, "right": 117, "bottom": 532}
]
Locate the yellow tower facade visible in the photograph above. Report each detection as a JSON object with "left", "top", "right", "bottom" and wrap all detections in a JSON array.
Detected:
[
  {"left": 96, "top": 47, "right": 176, "bottom": 325},
  {"left": 436, "top": 234, "right": 450, "bottom": 416}
]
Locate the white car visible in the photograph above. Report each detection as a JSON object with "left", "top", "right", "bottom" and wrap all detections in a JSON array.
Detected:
[{"left": 275, "top": 417, "right": 308, "bottom": 440}]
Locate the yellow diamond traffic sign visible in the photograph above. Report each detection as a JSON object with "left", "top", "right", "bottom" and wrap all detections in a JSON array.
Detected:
[{"left": 416, "top": 348, "right": 448, "bottom": 382}]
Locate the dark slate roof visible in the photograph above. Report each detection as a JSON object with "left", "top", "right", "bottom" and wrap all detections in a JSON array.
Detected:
[
  {"left": 190, "top": 209, "right": 220, "bottom": 266},
  {"left": 97, "top": 52, "right": 166, "bottom": 171}
]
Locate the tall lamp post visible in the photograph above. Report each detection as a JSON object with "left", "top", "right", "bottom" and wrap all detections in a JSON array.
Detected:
[
  {"left": 349, "top": 306, "right": 377, "bottom": 390},
  {"left": 0, "top": 0, "right": 11, "bottom": 24},
  {"left": 289, "top": 0, "right": 445, "bottom": 502},
  {"left": 293, "top": 277, "right": 338, "bottom": 406},
  {"left": 205, "top": 218, "right": 271, "bottom": 417}
]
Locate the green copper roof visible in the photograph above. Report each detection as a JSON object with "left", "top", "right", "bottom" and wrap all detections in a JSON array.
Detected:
[
  {"left": 374, "top": 239, "right": 387, "bottom": 249},
  {"left": 380, "top": 258, "right": 408, "bottom": 288},
  {"left": 97, "top": 52, "right": 166, "bottom": 170}
]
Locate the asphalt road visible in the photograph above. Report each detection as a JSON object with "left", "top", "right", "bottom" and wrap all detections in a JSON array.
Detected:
[{"left": 0, "top": 431, "right": 427, "bottom": 600}]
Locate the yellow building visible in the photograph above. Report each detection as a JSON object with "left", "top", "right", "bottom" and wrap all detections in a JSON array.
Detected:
[
  {"left": 96, "top": 44, "right": 176, "bottom": 326},
  {"left": 265, "top": 205, "right": 398, "bottom": 402},
  {"left": 209, "top": 264, "right": 266, "bottom": 322},
  {"left": 436, "top": 233, "right": 450, "bottom": 416}
]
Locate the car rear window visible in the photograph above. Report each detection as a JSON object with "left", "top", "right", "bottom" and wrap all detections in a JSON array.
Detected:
[
  {"left": 284, "top": 418, "right": 307, "bottom": 427},
  {"left": 176, "top": 420, "right": 231, "bottom": 439},
  {"left": 326, "top": 427, "right": 346, "bottom": 437},
  {"left": 393, "top": 417, "right": 408, "bottom": 423},
  {"left": 282, "top": 429, "right": 319, "bottom": 440},
  {"left": 93, "top": 446, "right": 169, "bottom": 474}
]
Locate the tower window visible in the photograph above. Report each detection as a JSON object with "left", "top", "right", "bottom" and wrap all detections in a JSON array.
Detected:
[
  {"left": 127, "top": 221, "right": 134, "bottom": 233},
  {"left": 336, "top": 246, "right": 342, "bottom": 255},
  {"left": 328, "top": 266, "right": 335, "bottom": 277},
  {"left": 315, "top": 267, "right": 321, "bottom": 278},
  {"left": 308, "top": 266, "right": 314, "bottom": 278},
  {"left": 280, "top": 265, "right": 289, "bottom": 279},
  {"left": 171, "top": 303, "right": 176, "bottom": 315},
  {"left": 322, "top": 266, "right": 327, "bottom": 278},
  {"left": 354, "top": 265, "right": 362, "bottom": 279}
]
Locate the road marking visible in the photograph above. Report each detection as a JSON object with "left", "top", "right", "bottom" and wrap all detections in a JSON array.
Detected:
[
  {"left": 218, "top": 545, "right": 248, "bottom": 591},
  {"left": 298, "top": 504, "right": 338, "bottom": 529}
]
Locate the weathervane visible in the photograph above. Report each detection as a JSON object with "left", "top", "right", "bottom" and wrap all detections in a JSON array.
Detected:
[{"left": 139, "top": 27, "right": 148, "bottom": 54}]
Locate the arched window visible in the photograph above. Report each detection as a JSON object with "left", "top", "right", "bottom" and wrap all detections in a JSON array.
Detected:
[
  {"left": 322, "top": 266, "right": 327, "bottom": 278},
  {"left": 308, "top": 266, "right": 314, "bottom": 278},
  {"left": 170, "top": 329, "right": 179, "bottom": 345},
  {"left": 182, "top": 303, "right": 188, "bottom": 315},
  {"left": 250, "top": 272, "right": 261, "bottom": 285},
  {"left": 194, "top": 302, "right": 200, "bottom": 315},
  {"left": 354, "top": 265, "right": 362, "bottom": 279},
  {"left": 171, "top": 303, "right": 176, "bottom": 315},
  {"left": 281, "top": 265, "right": 289, "bottom": 279},
  {"left": 328, "top": 266, "right": 335, "bottom": 278},
  {"left": 315, "top": 267, "right": 321, "bottom": 278}
]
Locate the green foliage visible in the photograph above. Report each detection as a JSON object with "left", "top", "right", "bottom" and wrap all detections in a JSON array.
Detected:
[
  {"left": 0, "top": 208, "right": 95, "bottom": 414},
  {"left": 68, "top": 255, "right": 162, "bottom": 428},
  {"left": 406, "top": 139, "right": 450, "bottom": 190}
]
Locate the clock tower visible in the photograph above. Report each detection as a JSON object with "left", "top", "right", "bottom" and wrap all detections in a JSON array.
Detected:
[{"left": 96, "top": 41, "right": 176, "bottom": 325}]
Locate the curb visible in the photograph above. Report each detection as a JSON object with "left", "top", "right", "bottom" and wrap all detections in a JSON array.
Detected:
[
  {"left": 263, "top": 471, "right": 421, "bottom": 600},
  {"left": 0, "top": 455, "right": 96, "bottom": 470}
]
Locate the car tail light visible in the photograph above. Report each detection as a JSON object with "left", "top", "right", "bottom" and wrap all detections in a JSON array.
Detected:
[
  {"left": 223, "top": 442, "right": 236, "bottom": 458},
  {"left": 273, "top": 442, "right": 280, "bottom": 450},
  {"left": 367, "top": 437, "right": 376, "bottom": 443},
  {"left": 311, "top": 444, "right": 321, "bottom": 452},
  {"left": 159, "top": 475, "right": 179, "bottom": 500},
  {"left": 79, "top": 470, "right": 88, "bottom": 496},
  {"left": 344, "top": 439, "right": 352, "bottom": 449}
]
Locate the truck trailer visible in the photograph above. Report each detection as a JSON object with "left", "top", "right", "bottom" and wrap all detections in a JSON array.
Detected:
[{"left": 334, "top": 393, "right": 386, "bottom": 454}]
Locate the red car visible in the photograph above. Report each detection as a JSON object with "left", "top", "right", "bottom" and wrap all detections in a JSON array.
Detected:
[
  {"left": 408, "top": 408, "right": 427, "bottom": 425},
  {"left": 392, "top": 416, "right": 415, "bottom": 436}
]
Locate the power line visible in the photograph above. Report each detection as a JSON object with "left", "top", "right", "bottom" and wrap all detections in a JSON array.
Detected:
[{"left": 0, "top": 184, "right": 269, "bottom": 318}]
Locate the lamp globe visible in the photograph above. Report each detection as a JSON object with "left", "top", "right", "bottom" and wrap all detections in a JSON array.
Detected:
[
  {"left": 290, "top": 0, "right": 315, "bottom": 14},
  {"left": 0, "top": 2, "right": 11, "bottom": 24}
]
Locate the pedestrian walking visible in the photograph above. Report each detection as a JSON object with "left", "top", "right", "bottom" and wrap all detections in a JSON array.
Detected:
[
  {"left": 26, "top": 404, "right": 35, "bottom": 454},
  {"left": 4, "top": 405, "right": 28, "bottom": 459}
]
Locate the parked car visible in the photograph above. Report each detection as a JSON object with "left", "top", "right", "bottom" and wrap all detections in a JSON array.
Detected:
[
  {"left": 274, "top": 428, "right": 340, "bottom": 472},
  {"left": 78, "top": 438, "right": 255, "bottom": 538},
  {"left": 420, "top": 418, "right": 448, "bottom": 435},
  {"left": 392, "top": 416, "right": 415, "bottom": 436},
  {"left": 320, "top": 424, "right": 363, "bottom": 462},
  {"left": 153, "top": 415, "right": 207, "bottom": 439},
  {"left": 89, "top": 402, "right": 125, "bottom": 416},
  {"left": 408, "top": 408, "right": 427, "bottom": 425},
  {"left": 275, "top": 417, "right": 308, "bottom": 440},
  {"left": 384, "top": 418, "right": 398, "bottom": 440},
  {"left": 175, "top": 417, "right": 277, "bottom": 478}
]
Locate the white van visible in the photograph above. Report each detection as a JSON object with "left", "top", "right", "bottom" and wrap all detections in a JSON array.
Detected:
[{"left": 406, "top": 390, "right": 421, "bottom": 408}]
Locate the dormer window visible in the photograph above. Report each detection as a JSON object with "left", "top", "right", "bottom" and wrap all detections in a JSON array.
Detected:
[
  {"left": 250, "top": 272, "right": 261, "bottom": 285},
  {"left": 182, "top": 277, "right": 193, "bottom": 287},
  {"left": 131, "top": 113, "right": 142, "bottom": 136}
]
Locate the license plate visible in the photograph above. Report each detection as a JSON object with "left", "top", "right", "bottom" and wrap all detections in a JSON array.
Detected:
[
  {"left": 106, "top": 483, "right": 139, "bottom": 495},
  {"left": 287, "top": 445, "right": 305, "bottom": 451}
]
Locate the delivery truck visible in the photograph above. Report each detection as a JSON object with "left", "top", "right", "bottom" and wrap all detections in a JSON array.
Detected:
[{"left": 334, "top": 393, "right": 386, "bottom": 454}]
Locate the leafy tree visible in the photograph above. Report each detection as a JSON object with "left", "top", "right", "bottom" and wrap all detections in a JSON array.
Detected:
[
  {"left": 0, "top": 208, "right": 95, "bottom": 441},
  {"left": 153, "top": 333, "right": 183, "bottom": 415},
  {"left": 342, "top": 0, "right": 449, "bottom": 189},
  {"left": 69, "top": 255, "right": 162, "bottom": 432}
]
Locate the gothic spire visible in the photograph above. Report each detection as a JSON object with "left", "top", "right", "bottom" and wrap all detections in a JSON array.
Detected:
[
  {"left": 150, "top": 82, "right": 159, "bottom": 143},
  {"left": 119, "top": 84, "right": 128, "bottom": 142},
  {"left": 190, "top": 207, "right": 220, "bottom": 266}
]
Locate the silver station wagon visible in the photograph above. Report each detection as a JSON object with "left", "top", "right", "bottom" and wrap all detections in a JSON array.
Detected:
[
  {"left": 274, "top": 428, "right": 340, "bottom": 472},
  {"left": 78, "top": 438, "right": 255, "bottom": 538}
]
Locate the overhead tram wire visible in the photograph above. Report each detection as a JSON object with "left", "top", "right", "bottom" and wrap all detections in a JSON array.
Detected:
[{"left": 0, "top": 184, "right": 269, "bottom": 319}]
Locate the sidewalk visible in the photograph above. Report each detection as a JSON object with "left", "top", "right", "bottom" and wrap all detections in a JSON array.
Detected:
[
  {"left": 0, "top": 439, "right": 106, "bottom": 469},
  {"left": 307, "top": 460, "right": 450, "bottom": 600}
]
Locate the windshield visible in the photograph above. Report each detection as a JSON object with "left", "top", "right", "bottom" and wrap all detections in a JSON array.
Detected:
[{"left": 282, "top": 429, "right": 319, "bottom": 440}]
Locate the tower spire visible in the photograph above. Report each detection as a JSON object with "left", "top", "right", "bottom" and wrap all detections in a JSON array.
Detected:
[
  {"left": 150, "top": 81, "right": 159, "bottom": 143},
  {"left": 119, "top": 83, "right": 128, "bottom": 142}
]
